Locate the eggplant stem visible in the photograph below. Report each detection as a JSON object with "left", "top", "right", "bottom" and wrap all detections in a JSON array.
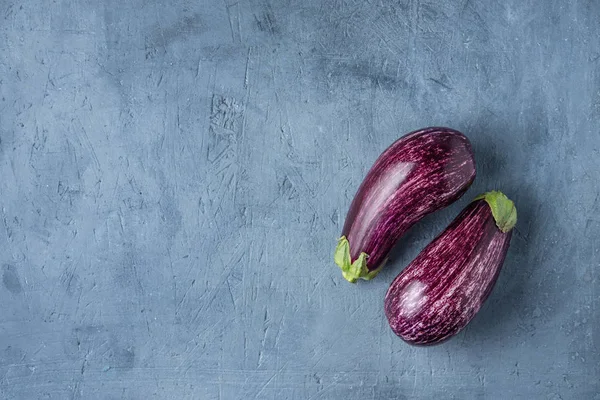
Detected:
[
  {"left": 334, "top": 236, "right": 381, "bottom": 283},
  {"left": 473, "top": 191, "right": 517, "bottom": 233}
]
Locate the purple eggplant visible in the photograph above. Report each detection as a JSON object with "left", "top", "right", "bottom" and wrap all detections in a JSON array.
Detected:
[
  {"left": 334, "top": 127, "right": 476, "bottom": 283},
  {"left": 384, "top": 191, "right": 517, "bottom": 345}
]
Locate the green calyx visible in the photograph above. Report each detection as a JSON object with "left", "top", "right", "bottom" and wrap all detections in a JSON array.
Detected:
[
  {"left": 474, "top": 190, "right": 517, "bottom": 233},
  {"left": 334, "top": 236, "right": 381, "bottom": 283}
]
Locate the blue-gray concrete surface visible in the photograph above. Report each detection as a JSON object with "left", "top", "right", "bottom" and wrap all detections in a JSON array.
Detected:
[{"left": 1, "top": 0, "right": 599, "bottom": 398}]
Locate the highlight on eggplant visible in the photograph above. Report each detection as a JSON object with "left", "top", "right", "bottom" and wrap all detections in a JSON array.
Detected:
[
  {"left": 384, "top": 191, "right": 517, "bottom": 346},
  {"left": 334, "top": 127, "right": 476, "bottom": 283}
]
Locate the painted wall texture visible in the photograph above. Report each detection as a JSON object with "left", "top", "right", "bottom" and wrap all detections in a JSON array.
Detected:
[{"left": 1, "top": 0, "right": 599, "bottom": 398}]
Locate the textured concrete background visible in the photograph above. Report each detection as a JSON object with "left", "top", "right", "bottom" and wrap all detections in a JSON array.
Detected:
[{"left": 0, "top": 0, "right": 599, "bottom": 398}]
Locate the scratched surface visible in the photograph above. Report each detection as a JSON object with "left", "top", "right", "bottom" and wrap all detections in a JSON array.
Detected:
[{"left": 0, "top": 0, "right": 599, "bottom": 399}]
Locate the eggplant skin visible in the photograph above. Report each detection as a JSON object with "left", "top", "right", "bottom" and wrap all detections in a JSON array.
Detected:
[
  {"left": 335, "top": 127, "right": 476, "bottom": 283},
  {"left": 384, "top": 191, "right": 517, "bottom": 345}
]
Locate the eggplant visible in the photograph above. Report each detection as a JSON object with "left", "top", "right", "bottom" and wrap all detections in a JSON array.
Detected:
[
  {"left": 334, "top": 127, "right": 476, "bottom": 283},
  {"left": 384, "top": 191, "right": 517, "bottom": 345}
]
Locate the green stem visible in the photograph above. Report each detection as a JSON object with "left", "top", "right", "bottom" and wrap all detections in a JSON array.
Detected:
[
  {"left": 474, "top": 191, "right": 517, "bottom": 233},
  {"left": 333, "top": 236, "right": 382, "bottom": 283}
]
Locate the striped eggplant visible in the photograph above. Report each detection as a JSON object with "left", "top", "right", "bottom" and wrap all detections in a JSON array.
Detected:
[
  {"left": 334, "top": 127, "right": 476, "bottom": 283},
  {"left": 384, "top": 191, "right": 517, "bottom": 345}
]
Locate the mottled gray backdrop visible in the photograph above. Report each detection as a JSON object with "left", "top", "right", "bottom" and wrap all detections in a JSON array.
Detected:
[{"left": 1, "top": 0, "right": 599, "bottom": 399}]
